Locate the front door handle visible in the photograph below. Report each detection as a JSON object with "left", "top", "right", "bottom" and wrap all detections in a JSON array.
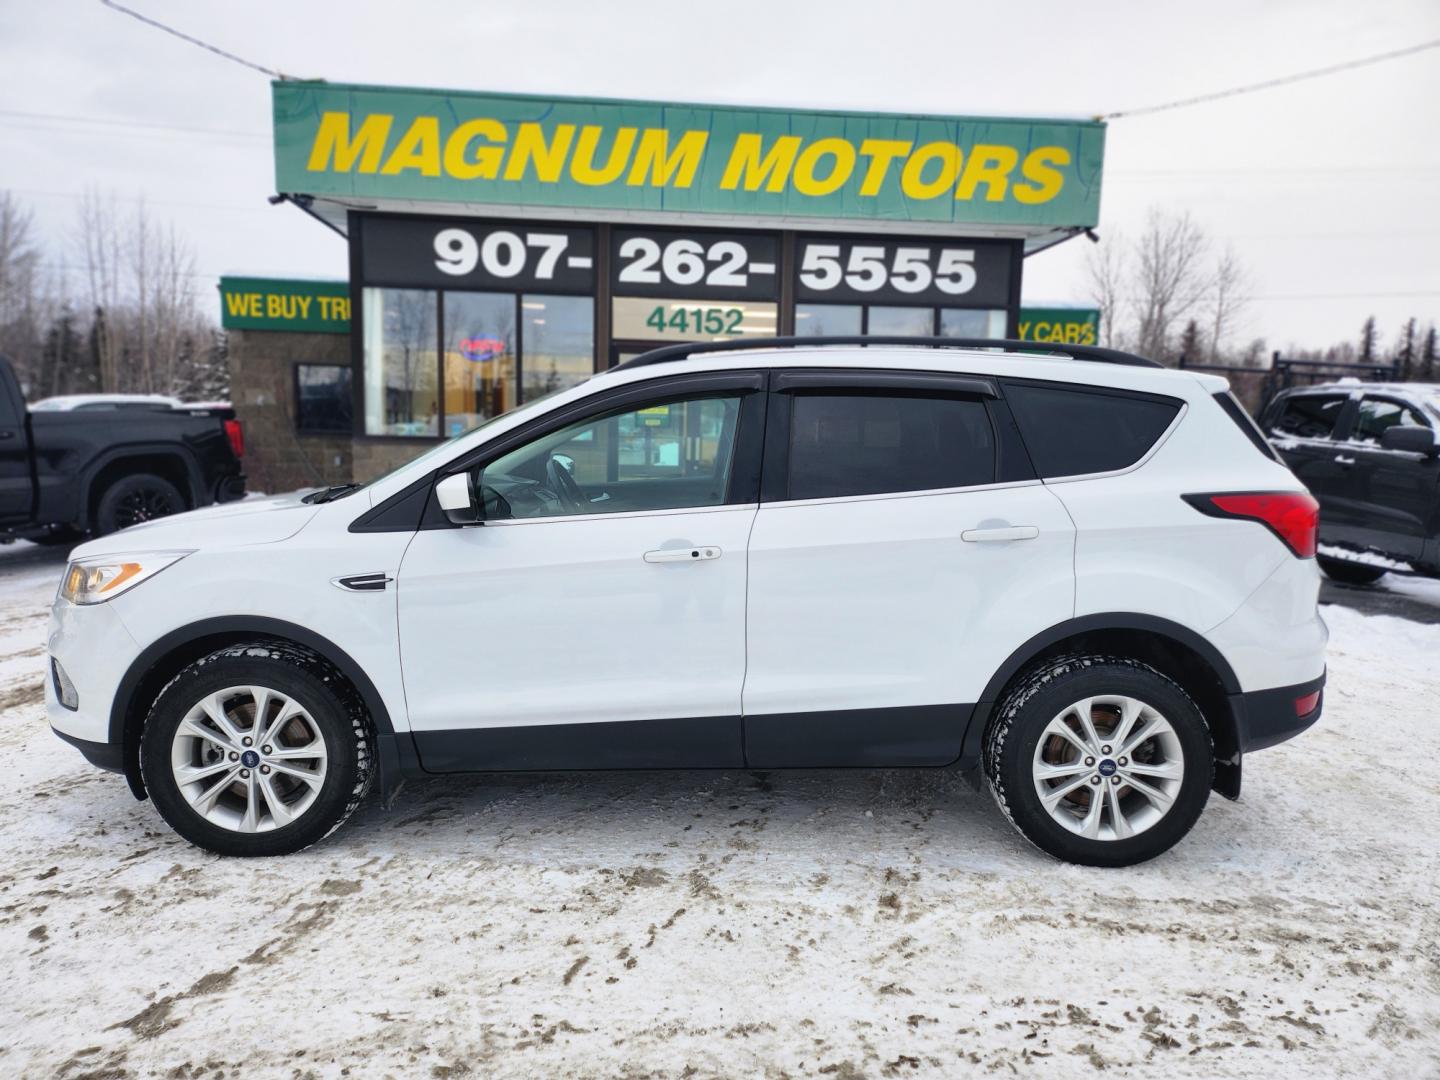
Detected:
[
  {"left": 1334, "top": 454, "right": 1356, "bottom": 466},
  {"left": 961, "top": 526, "right": 1039, "bottom": 543},
  {"left": 644, "top": 546, "right": 721, "bottom": 563}
]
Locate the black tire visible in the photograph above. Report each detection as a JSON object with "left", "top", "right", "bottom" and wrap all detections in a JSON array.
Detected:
[
  {"left": 1317, "top": 555, "right": 1387, "bottom": 586},
  {"left": 94, "top": 473, "right": 185, "bottom": 535},
  {"left": 984, "top": 655, "right": 1213, "bottom": 868},
  {"left": 140, "top": 642, "right": 374, "bottom": 857}
]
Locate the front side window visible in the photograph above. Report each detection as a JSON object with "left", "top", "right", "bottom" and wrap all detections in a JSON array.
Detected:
[
  {"left": 1353, "top": 397, "right": 1430, "bottom": 446},
  {"left": 1270, "top": 393, "right": 1347, "bottom": 440},
  {"left": 479, "top": 393, "right": 744, "bottom": 519},
  {"left": 786, "top": 392, "right": 995, "bottom": 500}
]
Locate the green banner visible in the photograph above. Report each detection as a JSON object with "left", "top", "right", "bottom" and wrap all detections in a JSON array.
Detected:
[
  {"left": 219, "top": 277, "right": 350, "bottom": 333},
  {"left": 1018, "top": 307, "right": 1100, "bottom": 346},
  {"left": 273, "top": 81, "right": 1105, "bottom": 230}
]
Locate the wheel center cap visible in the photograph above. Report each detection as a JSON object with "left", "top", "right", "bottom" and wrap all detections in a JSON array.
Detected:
[
  {"left": 240, "top": 750, "right": 260, "bottom": 769},
  {"left": 1097, "top": 758, "right": 1118, "bottom": 777}
]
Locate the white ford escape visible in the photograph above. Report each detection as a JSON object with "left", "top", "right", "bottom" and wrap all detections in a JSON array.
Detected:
[{"left": 47, "top": 338, "right": 1327, "bottom": 866}]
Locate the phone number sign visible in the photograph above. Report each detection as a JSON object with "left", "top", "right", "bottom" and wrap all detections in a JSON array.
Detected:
[
  {"left": 794, "top": 236, "right": 1012, "bottom": 307},
  {"left": 358, "top": 216, "right": 596, "bottom": 292}
]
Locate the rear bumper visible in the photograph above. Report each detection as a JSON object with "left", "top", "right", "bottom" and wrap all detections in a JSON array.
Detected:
[
  {"left": 1231, "top": 670, "right": 1326, "bottom": 753},
  {"left": 215, "top": 473, "right": 247, "bottom": 504},
  {"left": 52, "top": 728, "right": 124, "bottom": 773}
]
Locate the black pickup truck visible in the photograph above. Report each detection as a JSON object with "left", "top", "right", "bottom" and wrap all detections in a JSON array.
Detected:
[
  {"left": 0, "top": 354, "right": 246, "bottom": 543},
  {"left": 1262, "top": 380, "right": 1440, "bottom": 584}
]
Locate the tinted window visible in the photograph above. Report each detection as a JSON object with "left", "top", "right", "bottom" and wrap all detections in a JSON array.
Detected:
[
  {"left": 786, "top": 393, "right": 995, "bottom": 500},
  {"left": 1353, "top": 397, "right": 1430, "bottom": 446},
  {"left": 480, "top": 393, "right": 743, "bottom": 519},
  {"left": 1004, "top": 382, "right": 1181, "bottom": 479},
  {"left": 296, "top": 364, "right": 354, "bottom": 433},
  {"left": 1270, "top": 394, "right": 1347, "bottom": 440}
]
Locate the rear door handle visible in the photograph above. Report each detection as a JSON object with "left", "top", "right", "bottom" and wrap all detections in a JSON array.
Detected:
[
  {"left": 1334, "top": 454, "right": 1356, "bottom": 466},
  {"left": 961, "top": 526, "right": 1039, "bottom": 543},
  {"left": 644, "top": 546, "right": 721, "bottom": 563}
]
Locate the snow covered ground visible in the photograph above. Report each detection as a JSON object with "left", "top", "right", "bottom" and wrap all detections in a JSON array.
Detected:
[{"left": 1, "top": 546, "right": 1437, "bottom": 1077}]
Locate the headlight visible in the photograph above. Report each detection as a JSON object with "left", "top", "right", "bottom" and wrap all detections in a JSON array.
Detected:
[{"left": 60, "top": 552, "right": 191, "bottom": 605}]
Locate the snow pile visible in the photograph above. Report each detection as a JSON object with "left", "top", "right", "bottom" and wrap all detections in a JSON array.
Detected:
[{"left": 0, "top": 561, "right": 1436, "bottom": 1076}]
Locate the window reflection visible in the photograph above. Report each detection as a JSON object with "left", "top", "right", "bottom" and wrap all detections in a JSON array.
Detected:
[
  {"left": 522, "top": 294, "right": 594, "bottom": 402},
  {"left": 363, "top": 287, "right": 437, "bottom": 437},
  {"left": 940, "top": 308, "right": 1007, "bottom": 339},
  {"left": 795, "top": 304, "right": 861, "bottom": 336},
  {"left": 867, "top": 306, "right": 935, "bottom": 336},
  {"left": 443, "top": 292, "right": 516, "bottom": 436}
]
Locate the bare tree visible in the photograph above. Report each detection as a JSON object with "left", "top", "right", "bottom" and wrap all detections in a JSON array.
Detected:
[
  {"left": 0, "top": 192, "right": 42, "bottom": 370},
  {"left": 1207, "top": 245, "right": 1250, "bottom": 364},
  {"left": 1132, "top": 209, "right": 1211, "bottom": 364},
  {"left": 74, "top": 188, "right": 124, "bottom": 391},
  {"left": 1084, "top": 231, "right": 1126, "bottom": 348}
]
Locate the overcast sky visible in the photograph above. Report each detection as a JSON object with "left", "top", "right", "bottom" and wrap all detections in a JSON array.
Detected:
[{"left": 2, "top": 0, "right": 1436, "bottom": 352}]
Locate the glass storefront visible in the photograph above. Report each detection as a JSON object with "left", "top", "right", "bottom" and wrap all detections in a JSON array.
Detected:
[{"left": 356, "top": 216, "right": 1018, "bottom": 440}]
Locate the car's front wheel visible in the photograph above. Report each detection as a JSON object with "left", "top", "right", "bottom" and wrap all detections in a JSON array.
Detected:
[
  {"left": 984, "top": 655, "right": 1213, "bottom": 867},
  {"left": 140, "top": 643, "right": 374, "bottom": 856}
]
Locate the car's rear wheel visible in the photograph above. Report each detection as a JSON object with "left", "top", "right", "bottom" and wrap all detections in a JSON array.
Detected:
[
  {"left": 1317, "top": 555, "right": 1387, "bottom": 586},
  {"left": 984, "top": 655, "right": 1213, "bottom": 867},
  {"left": 140, "top": 643, "right": 374, "bottom": 856},
  {"left": 95, "top": 473, "right": 185, "bottom": 535}
]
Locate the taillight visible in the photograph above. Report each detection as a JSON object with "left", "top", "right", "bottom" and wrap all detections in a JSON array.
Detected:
[
  {"left": 1182, "top": 491, "right": 1319, "bottom": 558},
  {"left": 223, "top": 419, "right": 245, "bottom": 459},
  {"left": 1294, "top": 690, "right": 1321, "bottom": 717}
]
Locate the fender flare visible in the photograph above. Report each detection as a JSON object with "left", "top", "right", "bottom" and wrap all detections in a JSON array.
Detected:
[
  {"left": 79, "top": 443, "right": 207, "bottom": 527},
  {"left": 959, "top": 613, "right": 1242, "bottom": 781},
  {"left": 110, "top": 616, "right": 417, "bottom": 802}
]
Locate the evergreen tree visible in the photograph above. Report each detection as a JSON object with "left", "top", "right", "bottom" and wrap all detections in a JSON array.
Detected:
[
  {"left": 1396, "top": 318, "right": 1417, "bottom": 381},
  {"left": 1359, "top": 316, "right": 1378, "bottom": 364},
  {"left": 1421, "top": 324, "right": 1438, "bottom": 382},
  {"left": 1178, "top": 319, "right": 1202, "bottom": 365}
]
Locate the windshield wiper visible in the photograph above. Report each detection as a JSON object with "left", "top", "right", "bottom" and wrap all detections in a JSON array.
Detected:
[{"left": 302, "top": 483, "right": 362, "bottom": 504}]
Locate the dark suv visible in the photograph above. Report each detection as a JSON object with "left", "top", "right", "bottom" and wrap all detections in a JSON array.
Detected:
[{"left": 1262, "top": 381, "right": 1440, "bottom": 584}]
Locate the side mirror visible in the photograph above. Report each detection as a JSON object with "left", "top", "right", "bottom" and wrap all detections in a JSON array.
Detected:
[
  {"left": 1379, "top": 425, "right": 1439, "bottom": 457},
  {"left": 436, "top": 472, "right": 481, "bottom": 525}
]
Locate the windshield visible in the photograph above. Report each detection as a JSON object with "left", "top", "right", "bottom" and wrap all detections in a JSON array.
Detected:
[{"left": 345, "top": 384, "right": 582, "bottom": 495}]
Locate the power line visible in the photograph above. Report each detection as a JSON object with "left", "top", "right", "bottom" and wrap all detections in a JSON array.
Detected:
[
  {"left": 1102, "top": 38, "right": 1440, "bottom": 121},
  {"left": 0, "top": 109, "right": 267, "bottom": 140},
  {"left": 99, "top": 0, "right": 294, "bottom": 80}
]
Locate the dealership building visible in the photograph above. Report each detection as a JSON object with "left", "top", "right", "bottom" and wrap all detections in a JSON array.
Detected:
[{"left": 224, "top": 80, "right": 1105, "bottom": 492}]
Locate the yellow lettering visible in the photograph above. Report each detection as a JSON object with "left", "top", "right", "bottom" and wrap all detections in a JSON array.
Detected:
[
  {"left": 295, "top": 296, "right": 311, "bottom": 320},
  {"left": 626, "top": 129, "right": 708, "bottom": 187},
  {"left": 900, "top": 142, "right": 963, "bottom": 200},
  {"left": 265, "top": 294, "right": 282, "bottom": 319},
  {"left": 306, "top": 111, "right": 393, "bottom": 173},
  {"left": 443, "top": 118, "right": 507, "bottom": 180},
  {"left": 380, "top": 117, "right": 441, "bottom": 176},
  {"left": 1013, "top": 146, "right": 1070, "bottom": 205},
  {"left": 955, "top": 144, "right": 1019, "bottom": 202},
  {"left": 502, "top": 123, "right": 576, "bottom": 183},
  {"left": 570, "top": 125, "right": 638, "bottom": 186},
  {"left": 792, "top": 138, "right": 856, "bottom": 196},
  {"left": 857, "top": 139, "right": 912, "bottom": 196},
  {"left": 226, "top": 293, "right": 252, "bottom": 318},
  {"left": 1017, "top": 320, "right": 1032, "bottom": 340},
  {"left": 720, "top": 133, "right": 801, "bottom": 192}
]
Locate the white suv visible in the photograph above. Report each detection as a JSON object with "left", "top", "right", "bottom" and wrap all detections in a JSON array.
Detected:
[{"left": 47, "top": 338, "right": 1327, "bottom": 866}]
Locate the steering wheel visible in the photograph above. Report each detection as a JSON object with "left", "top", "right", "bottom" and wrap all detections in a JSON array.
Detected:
[{"left": 546, "top": 456, "right": 588, "bottom": 512}]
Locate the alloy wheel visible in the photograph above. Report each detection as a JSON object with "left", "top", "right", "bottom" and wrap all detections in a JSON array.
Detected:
[
  {"left": 1031, "top": 695, "right": 1185, "bottom": 841},
  {"left": 169, "top": 685, "right": 329, "bottom": 833}
]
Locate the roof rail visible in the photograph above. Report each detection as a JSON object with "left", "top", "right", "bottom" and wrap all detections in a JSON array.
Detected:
[{"left": 610, "top": 335, "right": 1162, "bottom": 372}]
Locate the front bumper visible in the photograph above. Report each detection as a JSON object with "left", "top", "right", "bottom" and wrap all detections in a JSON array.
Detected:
[
  {"left": 1231, "top": 670, "right": 1326, "bottom": 754},
  {"left": 52, "top": 728, "right": 125, "bottom": 773}
]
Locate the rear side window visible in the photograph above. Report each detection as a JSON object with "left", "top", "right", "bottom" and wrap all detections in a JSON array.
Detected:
[
  {"left": 1003, "top": 382, "right": 1181, "bottom": 479},
  {"left": 1269, "top": 394, "right": 1347, "bottom": 440},
  {"left": 786, "top": 392, "right": 995, "bottom": 500}
]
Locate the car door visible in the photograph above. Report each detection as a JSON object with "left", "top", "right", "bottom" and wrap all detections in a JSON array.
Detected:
[
  {"left": 1341, "top": 394, "right": 1440, "bottom": 561},
  {"left": 742, "top": 369, "right": 1076, "bottom": 767},
  {"left": 1263, "top": 390, "right": 1357, "bottom": 532},
  {"left": 0, "top": 366, "right": 33, "bottom": 523},
  {"left": 396, "top": 371, "right": 766, "bottom": 771}
]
